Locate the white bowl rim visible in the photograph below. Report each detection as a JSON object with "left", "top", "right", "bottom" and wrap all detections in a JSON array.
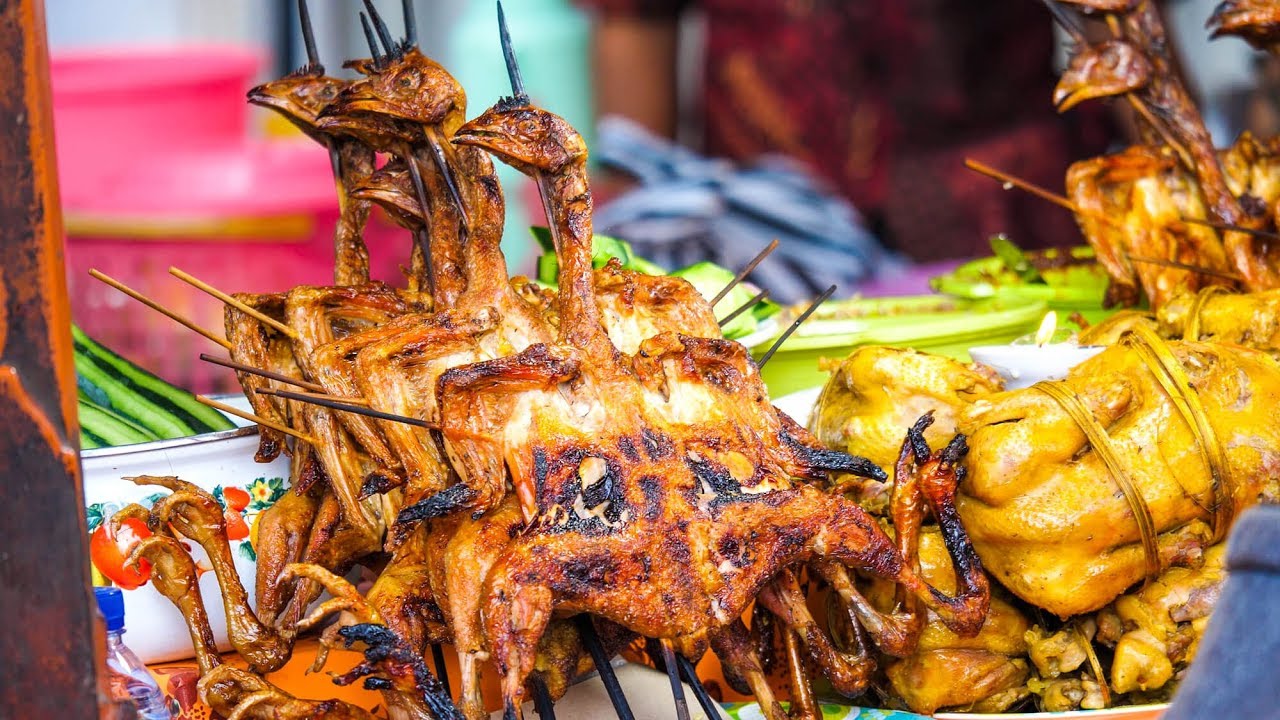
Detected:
[{"left": 81, "top": 425, "right": 260, "bottom": 459}]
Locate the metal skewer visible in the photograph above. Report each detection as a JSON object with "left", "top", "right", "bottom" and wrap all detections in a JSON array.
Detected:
[
  {"left": 717, "top": 289, "right": 769, "bottom": 327},
  {"left": 710, "top": 239, "right": 778, "bottom": 307},
  {"left": 757, "top": 284, "right": 837, "bottom": 368},
  {"left": 199, "top": 353, "right": 325, "bottom": 392},
  {"left": 574, "top": 616, "right": 635, "bottom": 720},
  {"left": 675, "top": 654, "right": 721, "bottom": 720},
  {"left": 256, "top": 387, "right": 438, "bottom": 429}
]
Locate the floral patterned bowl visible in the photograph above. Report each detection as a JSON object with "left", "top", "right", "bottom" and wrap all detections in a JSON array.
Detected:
[{"left": 83, "top": 423, "right": 290, "bottom": 664}]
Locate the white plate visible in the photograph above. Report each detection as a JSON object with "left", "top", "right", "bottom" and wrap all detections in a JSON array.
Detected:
[{"left": 773, "top": 386, "right": 822, "bottom": 426}]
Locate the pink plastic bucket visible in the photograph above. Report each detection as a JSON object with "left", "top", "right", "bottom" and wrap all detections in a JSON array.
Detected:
[{"left": 52, "top": 46, "right": 414, "bottom": 394}]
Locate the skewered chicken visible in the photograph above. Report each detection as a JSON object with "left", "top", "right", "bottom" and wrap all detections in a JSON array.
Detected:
[
  {"left": 427, "top": 91, "right": 988, "bottom": 718},
  {"left": 1046, "top": 0, "right": 1280, "bottom": 306}
]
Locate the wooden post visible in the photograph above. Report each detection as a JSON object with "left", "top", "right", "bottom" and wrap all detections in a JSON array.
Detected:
[{"left": 0, "top": 1, "right": 130, "bottom": 717}]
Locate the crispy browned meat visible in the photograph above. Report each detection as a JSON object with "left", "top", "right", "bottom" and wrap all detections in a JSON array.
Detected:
[
  {"left": 224, "top": 293, "right": 297, "bottom": 462},
  {"left": 1051, "top": 1, "right": 1280, "bottom": 300},
  {"left": 437, "top": 97, "right": 988, "bottom": 719},
  {"left": 1209, "top": 0, "right": 1280, "bottom": 54},
  {"left": 125, "top": 476, "right": 294, "bottom": 673}
]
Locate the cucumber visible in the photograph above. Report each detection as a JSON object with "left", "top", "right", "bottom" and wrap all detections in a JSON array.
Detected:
[
  {"left": 78, "top": 398, "right": 158, "bottom": 447},
  {"left": 72, "top": 325, "right": 235, "bottom": 439}
]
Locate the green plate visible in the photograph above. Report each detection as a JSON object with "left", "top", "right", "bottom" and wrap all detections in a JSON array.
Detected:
[
  {"left": 749, "top": 294, "right": 1048, "bottom": 397},
  {"left": 931, "top": 246, "right": 1109, "bottom": 310}
]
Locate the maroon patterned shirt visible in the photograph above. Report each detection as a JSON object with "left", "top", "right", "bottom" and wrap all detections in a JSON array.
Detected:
[{"left": 578, "top": 0, "right": 1117, "bottom": 260}]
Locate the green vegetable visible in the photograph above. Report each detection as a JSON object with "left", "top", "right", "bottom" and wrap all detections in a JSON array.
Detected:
[
  {"left": 530, "top": 226, "right": 665, "bottom": 282},
  {"left": 72, "top": 324, "right": 235, "bottom": 443},
  {"left": 529, "top": 225, "right": 779, "bottom": 339},
  {"left": 990, "top": 234, "right": 1045, "bottom": 285},
  {"left": 670, "top": 262, "right": 778, "bottom": 340},
  {"left": 77, "top": 397, "right": 159, "bottom": 448}
]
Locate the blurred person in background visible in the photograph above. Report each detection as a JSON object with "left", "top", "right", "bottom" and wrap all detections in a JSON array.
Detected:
[{"left": 576, "top": 0, "right": 1119, "bottom": 265}]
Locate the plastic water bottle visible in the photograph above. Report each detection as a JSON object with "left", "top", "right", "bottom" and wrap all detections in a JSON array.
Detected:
[{"left": 94, "top": 586, "right": 173, "bottom": 719}]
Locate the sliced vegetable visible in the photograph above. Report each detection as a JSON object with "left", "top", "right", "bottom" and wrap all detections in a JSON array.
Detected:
[
  {"left": 72, "top": 324, "right": 235, "bottom": 440},
  {"left": 990, "top": 234, "right": 1045, "bottom": 284},
  {"left": 670, "top": 261, "right": 779, "bottom": 340},
  {"left": 77, "top": 397, "right": 160, "bottom": 448}
]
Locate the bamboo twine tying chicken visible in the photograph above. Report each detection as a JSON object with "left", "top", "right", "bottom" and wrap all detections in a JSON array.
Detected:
[
  {"left": 1184, "top": 284, "right": 1233, "bottom": 342},
  {"left": 1032, "top": 379, "right": 1161, "bottom": 581},
  {"left": 1125, "top": 323, "right": 1233, "bottom": 542}
]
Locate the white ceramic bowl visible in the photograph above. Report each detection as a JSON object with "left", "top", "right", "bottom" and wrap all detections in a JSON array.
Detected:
[
  {"left": 968, "top": 343, "right": 1106, "bottom": 390},
  {"left": 82, "top": 419, "right": 290, "bottom": 663}
]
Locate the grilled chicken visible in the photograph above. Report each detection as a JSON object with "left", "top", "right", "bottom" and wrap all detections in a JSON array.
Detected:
[{"left": 1048, "top": 0, "right": 1280, "bottom": 304}]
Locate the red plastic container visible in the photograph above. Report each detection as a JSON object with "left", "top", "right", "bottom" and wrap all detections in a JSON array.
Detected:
[{"left": 54, "top": 47, "right": 411, "bottom": 394}]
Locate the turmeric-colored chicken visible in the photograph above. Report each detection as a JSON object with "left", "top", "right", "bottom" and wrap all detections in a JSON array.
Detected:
[{"left": 959, "top": 335, "right": 1280, "bottom": 616}]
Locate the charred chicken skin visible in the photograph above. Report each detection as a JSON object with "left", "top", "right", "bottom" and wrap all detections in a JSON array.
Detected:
[{"left": 430, "top": 95, "right": 989, "bottom": 719}]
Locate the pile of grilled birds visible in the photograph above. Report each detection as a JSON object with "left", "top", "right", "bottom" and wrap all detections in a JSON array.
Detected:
[
  {"left": 105, "top": 3, "right": 992, "bottom": 719},
  {"left": 812, "top": 329, "right": 1280, "bottom": 712},
  {"left": 1050, "top": 0, "right": 1280, "bottom": 310}
]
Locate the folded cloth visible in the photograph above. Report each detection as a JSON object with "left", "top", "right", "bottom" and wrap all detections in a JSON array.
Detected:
[
  {"left": 1163, "top": 504, "right": 1280, "bottom": 719},
  {"left": 593, "top": 116, "right": 902, "bottom": 303}
]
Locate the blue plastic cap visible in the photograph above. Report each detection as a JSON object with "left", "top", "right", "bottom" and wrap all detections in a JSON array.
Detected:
[{"left": 94, "top": 586, "right": 125, "bottom": 632}]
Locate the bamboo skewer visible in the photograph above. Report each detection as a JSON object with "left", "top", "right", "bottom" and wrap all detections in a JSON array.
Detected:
[
  {"left": 658, "top": 640, "right": 691, "bottom": 720},
  {"left": 88, "top": 269, "right": 233, "bottom": 351},
  {"left": 574, "top": 616, "right": 636, "bottom": 720},
  {"left": 711, "top": 239, "right": 779, "bottom": 306},
  {"left": 718, "top": 289, "right": 770, "bottom": 327},
  {"left": 1178, "top": 216, "right": 1280, "bottom": 242},
  {"left": 169, "top": 267, "right": 297, "bottom": 339},
  {"left": 757, "top": 285, "right": 836, "bottom": 368},
  {"left": 967, "top": 157, "right": 1275, "bottom": 246},
  {"left": 198, "top": 353, "right": 326, "bottom": 393},
  {"left": 1128, "top": 255, "right": 1242, "bottom": 281},
  {"left": 529, "top": 674, "right": 557, "bottom": 720},
  {"left": 195, "top": 394, "right": 315, "bottom": 444},
  {"left": 963, "top": 158, "right": 1124, "bottom": 230},
  {"left": 256, "top": 387, "right": 437, "bottom": 430},
  {"left": 675, "top": 654, "right": 721, "bottom": 720}
]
